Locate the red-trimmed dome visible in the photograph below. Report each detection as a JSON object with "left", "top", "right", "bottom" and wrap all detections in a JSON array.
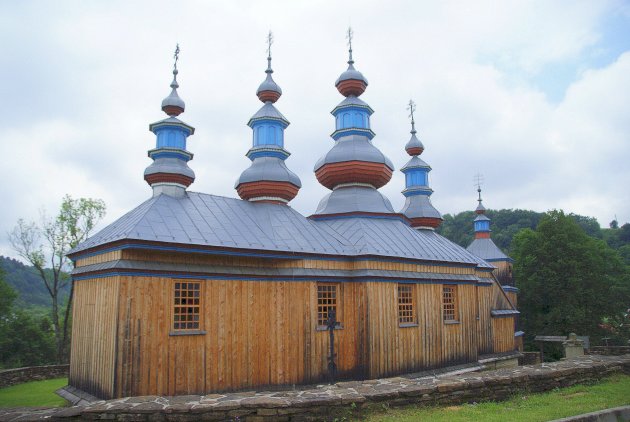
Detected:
[
  {"left": 409, "top": 216, "right": 443, "bottom": 229},
  {"left": 236, "top": 180, "right": 300, "bottom": 203},
  {"left": 315, "top": 160, "right": 393, "bottom": 190}
]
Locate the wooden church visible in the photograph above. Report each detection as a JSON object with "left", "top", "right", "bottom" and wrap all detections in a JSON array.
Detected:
[{"left": 67, "top": 35, "right": 519, "bottom": 399}]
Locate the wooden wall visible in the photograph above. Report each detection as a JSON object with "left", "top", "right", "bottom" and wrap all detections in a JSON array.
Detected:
[
  {"left": 69, "top": 277, "right": 120, "bottom": 399},
  {"left": 492, "top": 317, "right": 516, "bottom": 353},
  {"left": 70, "top": 249, "right": 518, "bottom": 398}
]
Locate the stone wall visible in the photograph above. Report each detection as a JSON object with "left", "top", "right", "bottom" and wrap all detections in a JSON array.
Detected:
[
  {"left": 0, "top": 365, "right": 69, "bottom": 389},
  {"left": 588, "top": 346, "right": 630, "bottom": 356},
  {"left": 0, "top": 356, "right": 628, "bottom": 421}
]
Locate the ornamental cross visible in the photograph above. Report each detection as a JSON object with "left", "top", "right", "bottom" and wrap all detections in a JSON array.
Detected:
[
  {"left": 266, "top": 31, "right": 274, "bottom": 58},
  {"left": 474, "top": 173, "right": 484, "bottom": 201},
  {"left": 173, "top": 44, "right": 180, "bottom": 70},
  {"left": 407, "top": 99, "right": 416, "bottom": 124},
  {"left": 346, "top": 27, "right": 354, "bottom": 51}
]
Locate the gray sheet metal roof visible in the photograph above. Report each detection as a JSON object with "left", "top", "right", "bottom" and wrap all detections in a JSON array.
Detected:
[
  {"left": 314, "top": 135, "right": 394, "bottom": 171},
  {"left": 69, "top": 192, "right": 353, "bottom": 256},
  {"left": 313, "top": 186, "right": 394, "bottom": 215},
  {"left": 467, "top": 238, "right": 510, "bottom": 261},
  {"left": 235, "top": 156, "right": 301, "bottom": 187},
  {"left": 314, "top": 216, "right": 489, "bottom": 265},
  {"left": 70, "top": 192, "right": 494, "bottom": 269}
]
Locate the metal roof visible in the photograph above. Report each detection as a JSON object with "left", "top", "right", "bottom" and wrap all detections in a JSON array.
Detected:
[
  {"left": 400, "top": 194, "right": 442, "bottom": 220},
  {"left": 313, "top": 135, "right": 394, "bottom": 171},
  {"left": 313, "top": 186, "right": 394, "bottom": 215},
  {"left": 467, "top": 238, "right": 510, "bottom": 261},
  {"left": 248, "top": 102, "right": 289, "bottom": 126},
  {"left": 235, "top": 156, "right": 301, "bottom": 187},
  {"left": 70, "top": 192, "right": 492, "bottom": 269}
]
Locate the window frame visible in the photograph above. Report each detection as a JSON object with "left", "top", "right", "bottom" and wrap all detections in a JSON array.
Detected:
[
  {"left": 170, "top": 280, "right": 206, "bottom": 336},
  {"left": 316, "top": 282, "right": 343, "bottom": 331},
  {"left": 442, "top": 284, "right": 459, "bottom": 323},
  {"left": 397, "top": 283, "right": 418, "bottom": 327}
]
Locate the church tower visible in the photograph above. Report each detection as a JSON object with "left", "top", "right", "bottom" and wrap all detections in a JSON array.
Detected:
[
  {"left": 466, "top": 186, "right": 514, "bottom": 285},
  {"left": 235, "top": 32, "right": 301, "bottom": 204},
  {"left": 312, "top": 28, "right": 395, "bottom": 217},
  {"left": 399, "top": 100, "right": 443, "bottom": 229}
]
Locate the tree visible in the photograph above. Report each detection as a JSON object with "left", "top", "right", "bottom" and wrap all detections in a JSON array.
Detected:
[
  {"left": 610, "top": 220, "right": 619, "bottom": 229},
  {"left": 8, "top": 195, "right": 106, "bottom": 362},
  {"left": 0, "top": 269, "right": 56, "bottom": 368},
  {"left": 512, "top": 210, "right": 630, "bottom": 347}
]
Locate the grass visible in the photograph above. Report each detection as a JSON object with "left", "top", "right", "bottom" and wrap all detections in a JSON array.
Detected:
[
  {"left": 0, "top": 378, "right": 69, "bottom": 408},
  {"left": 364, "top": 374, "right": 630, "bottom": 422}
]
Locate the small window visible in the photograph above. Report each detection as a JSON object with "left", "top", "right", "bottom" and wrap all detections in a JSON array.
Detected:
[
  {"left": 398, "top": 284, "right": 416, "bottom": 325},
  {"left": 173, "top": 281, "right": 201, "bottom": 331},
  {"left": 442, "top": 285, "right": 458, "bottom": 322},
  {"left": 317, "top": 283, "right": 340, "bottom": 328}
]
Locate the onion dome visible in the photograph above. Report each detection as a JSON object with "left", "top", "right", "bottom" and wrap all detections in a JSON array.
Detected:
[
  {"left": 399, "top": 100, "right": 442, "bottom": 229},
  {"left": 235, "top": 33, "right": 301, "bottom": 205},
  {"left": 312, "top": 29, "right": 395, "bottom": 218},
  {"left": 335, "top": 28, "right": 368, "bottom": 97},
  {"left": 256, "top": 55, "right": 282, "bottom": 103},
  {"left": 144, "top": 45, "right": 196, "bottom": 198}
]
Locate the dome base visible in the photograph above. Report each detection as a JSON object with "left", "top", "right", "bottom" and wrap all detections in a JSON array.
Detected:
[
  {"left": 409, "top": 216, "right": 442, "bottom": 229},
  {"left": 236, "top": 180, "right": 300, "bottom": 203},
  {"left": 336, "top": 79, "right": 367, "bottom": 97},
  {"left": 315, "top": 160, "right": 393, "bottom": 190}
]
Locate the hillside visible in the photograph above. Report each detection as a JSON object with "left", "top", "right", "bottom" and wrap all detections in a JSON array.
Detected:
[{"left": 0, "top": 256, "right": 69, "bottom": 308}]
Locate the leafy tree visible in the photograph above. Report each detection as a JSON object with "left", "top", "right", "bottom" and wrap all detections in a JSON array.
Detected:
[
  {"left": 512, "top": 210, "right": 630, "bottom": 346},
  {"left": 8, "top": 195, "right": 106, "bottom": 362},
  {"left": 610, "top": 220, "right": 619, "bottom": 229},
  {"left": 0, "top": 270, "right": 56, "bottom": 368}
]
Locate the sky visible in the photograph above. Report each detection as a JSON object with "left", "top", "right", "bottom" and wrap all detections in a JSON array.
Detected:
[{"left": 1, "top": 0, "right": 629, "bottom": 260}]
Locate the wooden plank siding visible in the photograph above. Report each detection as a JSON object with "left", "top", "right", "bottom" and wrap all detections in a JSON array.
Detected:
[
  {"left": 492, "top": 316, "right": 516, "bottom": 353},
  {"left": 69, "top": 250, "right": 518, "bottom": 398},
  {"left": 69, "top": 277, "right": 120, "bottom": 399}
]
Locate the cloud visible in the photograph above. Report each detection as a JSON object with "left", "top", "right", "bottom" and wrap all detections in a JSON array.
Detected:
[{"left": 0, "top": 0, "right": 629, "bottom": 259}]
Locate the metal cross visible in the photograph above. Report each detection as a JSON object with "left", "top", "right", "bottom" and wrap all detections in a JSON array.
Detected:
[
  {"left": 474, "top": 173, "right": 484, "bottom": 201},
  {"left": 407, "top": 99, "right": 416, "bottom": 124},
  {"left": 346, "top": 27, "right": 353, "bottom": 50},
  {"left": 173, "top": 44, "right": 180, "bottom": 70},
  {"left": 266, "top": 31, "right": 274, "bottom": 58}
]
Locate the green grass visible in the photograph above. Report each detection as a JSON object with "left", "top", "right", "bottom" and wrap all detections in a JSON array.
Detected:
[
  {"left": 364, "top": 374, "right": 630, "bottom": 422},
  {"left": 0, "top": 378, "right": 69, "bottom": 408}
]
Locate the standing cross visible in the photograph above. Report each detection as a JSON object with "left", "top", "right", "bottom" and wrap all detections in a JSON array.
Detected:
[
  {"left": 173, "top": 44, "right": 180, "bottom": 70},
  {"left": 266, "top": 31, "right": 274, "bottom": 58}
]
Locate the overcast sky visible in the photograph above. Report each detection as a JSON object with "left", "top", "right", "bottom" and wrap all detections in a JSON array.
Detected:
[{"left": 1, "top": 0, "right": 629, "bottom": 260}]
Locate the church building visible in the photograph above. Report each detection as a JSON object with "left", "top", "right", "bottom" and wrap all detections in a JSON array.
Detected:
[{"left": 67, "top": 34, "right": 519, "bottom": 399}]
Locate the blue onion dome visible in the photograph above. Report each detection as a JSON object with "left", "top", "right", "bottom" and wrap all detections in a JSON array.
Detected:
[{"left": 161, "top": 68, "right": 186, "bottom": 116}]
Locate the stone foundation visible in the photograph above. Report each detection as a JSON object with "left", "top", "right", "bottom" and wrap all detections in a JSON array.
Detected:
[{"left": 0, "top": 355, "right": 628, "bottom": 421}]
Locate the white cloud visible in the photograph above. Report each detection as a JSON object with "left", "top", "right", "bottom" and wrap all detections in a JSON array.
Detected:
[{"left": 0, "top": 0, "right": 629, "bottom": 259}]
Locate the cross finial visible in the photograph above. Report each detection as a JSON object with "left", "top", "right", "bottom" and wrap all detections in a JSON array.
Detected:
[
  {"left": 266, "top": 31, "right": 274, "bottom": 59},
  {"left": 407, "top": 99, "right": 417, "bottom": 133},
  {"left": 346, "top": 27, "right": 354, "bottom": 63},
  {"left": 474, "top": 173, "right": 484, "bottom": 202},
  {"left": 173, "top": 44, "right": 180, "bottom": 71}
]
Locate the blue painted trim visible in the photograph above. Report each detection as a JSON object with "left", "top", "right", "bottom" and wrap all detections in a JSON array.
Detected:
[
  {"left": 402, "top": 187, "right": 433, "bottom": 197},
  {"left": 247, "top": 150, "right": 289, "bottom": 160},
  {"left": 501, "top": 285, "right": 519, "bottom": 293},
  {"left": 330, "top": 128, "right": 375, "bottom": 141},
  {"left": 71, "top": 243, "right": 482, "bottom": 269},
  {"left": 515, "top": 331, "right": 525, "bottom": 337},
  {"left": 331, "top": 104, "right": 373, "bottom": 116},
  {"left": 149, "top": 151, "right": 192, "bottom": 161},
  {"left": 73, "top": 270, "right": 489, "bottom": 286},
  {"left": 151, "top": 123, "right": 194, "bottom": 136}
]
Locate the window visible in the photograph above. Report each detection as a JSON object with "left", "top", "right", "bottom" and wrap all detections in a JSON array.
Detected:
[
  {"left": 442, "top": 285, "right": 458, "bottom": 322},
  {"left": 398, "top": 284, "right": 416, "bottom": 326},
  {"left": 173, "top": 281, "right": 201, "bottom": 331},
  {"left": 317, "top": 283, "right": 340, "bottom": 328}
]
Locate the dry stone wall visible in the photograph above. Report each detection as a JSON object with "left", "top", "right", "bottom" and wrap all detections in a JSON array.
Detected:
[
  {"left": 0, "top": 356, "right": 629, "bottom": 422},
  {"left": 0, "top": 365, "right": 69, "bottom": 389}
]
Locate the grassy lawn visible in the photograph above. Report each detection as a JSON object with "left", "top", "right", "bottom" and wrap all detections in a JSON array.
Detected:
[
  {"left": 0, "top": 378, "right": 69, "bottom": 408},
  {"left": 364, "top": 374, "right": 630, "bottom": 422}
]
